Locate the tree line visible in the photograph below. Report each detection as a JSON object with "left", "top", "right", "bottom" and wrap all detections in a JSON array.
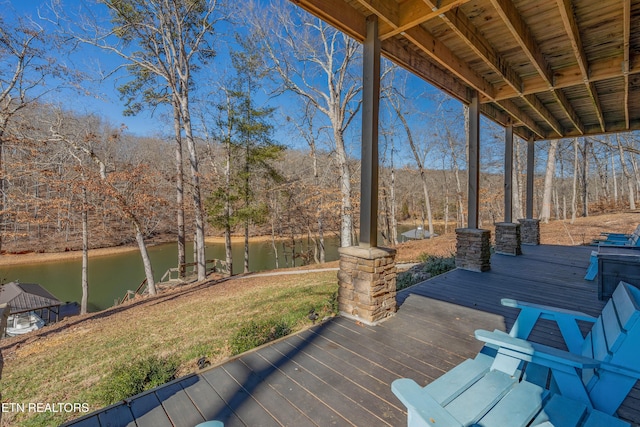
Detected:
[{"left": 2, "top": 0, "right": 639, "bottom": 314}]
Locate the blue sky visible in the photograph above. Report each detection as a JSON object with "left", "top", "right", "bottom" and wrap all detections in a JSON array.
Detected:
[{"left": 2, "top": 0, "right": 472, "bottom": 167}]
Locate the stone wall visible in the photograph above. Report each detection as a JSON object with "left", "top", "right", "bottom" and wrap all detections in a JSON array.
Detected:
[
  {"left": 519, "top": 218, "right": 541, "bottom": 245},
  {"left": 495, "top": 222, "right": 522, "bottom": 256},
  {"left": 455, "top": 228, "right": 491, "bottom": 272},
  {"left": 337, "top": 246, "right": 397, "bottom": 325}
]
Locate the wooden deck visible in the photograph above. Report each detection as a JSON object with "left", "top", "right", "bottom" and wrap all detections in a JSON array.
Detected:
[{"left": 64, "top": 244, "right": 640, "bottom": 427}]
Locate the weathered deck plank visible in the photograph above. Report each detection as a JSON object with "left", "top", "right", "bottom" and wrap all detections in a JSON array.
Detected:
[{"left": 64, "top": 244, "right": 639, "bottom": 427}]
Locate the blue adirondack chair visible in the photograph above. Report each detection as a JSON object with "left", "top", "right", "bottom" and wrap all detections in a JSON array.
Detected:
[
  {"left": 584, "top": 250, "right": 598, "bottom": 280},
  {"left": 591, "top": 225, "right": 640, "bottom": 247},
  {"left": 392, "top": 281, "right": 640, "bottom": 427}
]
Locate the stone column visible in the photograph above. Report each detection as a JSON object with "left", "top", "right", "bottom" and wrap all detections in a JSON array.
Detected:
[
  {"left": 455, "top": 228, "right": 491, "bottom": 272},
  {"left": 337, "top": 246, "right": 397, "bottom": 325},
  {"left": 494, "top": 222, "right": 522, "bottom": 256},
  {"left": 519, "top": 218, "right": 541, "bottom": 245}
]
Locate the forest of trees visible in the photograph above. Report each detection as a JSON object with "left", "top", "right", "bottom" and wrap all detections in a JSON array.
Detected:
[{"left": 2, "top": 1, "right": 640, "bottom": 311}]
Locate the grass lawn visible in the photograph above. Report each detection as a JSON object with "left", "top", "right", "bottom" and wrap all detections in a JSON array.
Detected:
[{"left": 0, "top": 270, "right": 338, "bottom": 427}]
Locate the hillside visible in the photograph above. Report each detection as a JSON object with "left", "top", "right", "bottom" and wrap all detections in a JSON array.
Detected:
[{"left": 0, "top": 212, "right": 638, "bottom": 426}]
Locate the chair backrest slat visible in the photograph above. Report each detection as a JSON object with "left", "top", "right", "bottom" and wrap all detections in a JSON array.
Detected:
[{"left": 581, "top": 282, "right": 640, "bottom": 371}]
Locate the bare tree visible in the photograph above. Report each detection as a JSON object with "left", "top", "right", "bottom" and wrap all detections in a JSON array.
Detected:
[
  {"left": 384, "top": 84, "right": 435, "bottom": 236},
  {"left": 54, "top": 0, "right": 223, "bottom": 281},
  {"left": 616, "top": 134, "right": 636, "bottom": 210},
  {"left": 248, "top": 0, "right": 361, "bottom": 247},
  {"left": 49, "top": 112, "right": 157, "bottom": 295},
  {"left": 0, "top": 14, "right": 64, "bottom": 252},
  {"left": 540, "top": 140, "right": 558, "bottom": 223}
]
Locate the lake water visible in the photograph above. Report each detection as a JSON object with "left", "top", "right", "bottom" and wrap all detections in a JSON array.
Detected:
[{"left": 0, "top": 237, "right": 341, "bottom": 312}]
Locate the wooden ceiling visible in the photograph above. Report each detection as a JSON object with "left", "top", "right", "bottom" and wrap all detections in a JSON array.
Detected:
[{"left": 288, "top": 0, "right": 640, "bottom": 141}]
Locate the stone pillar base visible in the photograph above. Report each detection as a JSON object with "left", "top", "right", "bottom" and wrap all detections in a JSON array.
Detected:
[
  {"left": 518, "top": 218, "right": 540, "bottom": 245},
  {"left": 494, "top": 222, "right": 522, "bottom": 256},
  {"left": 456, "top": 228, "right": 491, "bottom": 272},
  {"left": 337, "top": 246, "right": 397, "bottom": 325}
]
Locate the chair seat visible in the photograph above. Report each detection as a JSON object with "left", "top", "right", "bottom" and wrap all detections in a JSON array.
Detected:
[{"left": 392, "top": 366, "right": 629, "bottom": 427}]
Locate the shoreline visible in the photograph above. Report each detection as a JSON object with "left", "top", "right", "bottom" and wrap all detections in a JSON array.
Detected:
[{"left": 0, "top": 234, "right": 314, "bottom": 267}]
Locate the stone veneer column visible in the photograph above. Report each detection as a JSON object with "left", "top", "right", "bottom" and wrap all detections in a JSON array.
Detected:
[
  {"left": 494, "top": 222, "right": 522, "bottom": 256},
  {"left": 518, "top": 218, "right": 541, "bottom": 245},
  {"left": 337, "top": 246, "right": 397, "bottom": 325},
  {"left": 455, "top": 228, "right": 491, "bottom": 272}
]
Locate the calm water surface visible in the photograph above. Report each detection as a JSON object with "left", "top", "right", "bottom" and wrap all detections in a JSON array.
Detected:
[{"left": 1, "top": 238, "right": 340, "bottom": 312}]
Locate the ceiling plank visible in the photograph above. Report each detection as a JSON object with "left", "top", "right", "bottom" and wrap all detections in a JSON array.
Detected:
[
  {"left": 403, "top": 26, "right": 495, "bottom": 99},
  {"left": 556, "top": 0, "right": 604, "bottom": 132},
  {"left": 587, "top": 81, "right": 606, "bottom": 132},
  {"left": 623, "top": 0, "right": 631, "bottom": 129},
  {"left": 522, "top": 95, "right": 563, "bottom": 137},
  {"left": 556, "top": 0, "right": 588, "bottom": 78},
  {"left": 489, "top": 0, "right": 554, "bottom": 85},
  {"left": 291, "top": 0, "right": 366, "bottom": 41},
  {"left": 352, "top": 0, "right": 398, "bottom": 29},
  {"left": 550, "top": 88, "right": 584, "bottom": 134},
  {"left": 437, "top": 7, "right": 523, "bottom": 95},
  {"left": 496, "top": 99, "right": 548, "bottom": 139},
  {"left": 379, "top": 0, "right": 470, "bottom": 40},
  {"left": 493, "top": 57, "right": 640, "bottom": 101}
]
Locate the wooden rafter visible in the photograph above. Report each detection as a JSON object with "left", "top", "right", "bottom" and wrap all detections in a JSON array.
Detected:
[
  {"left": 290, "top": 0, "right": 637, "bottom": 140},
  {"left": 379, "top": 0, "right": 470, "bottom": 41},
  {"left": 556, "top": 0, "right": 605, "bottom": 132},
  {"left": 489, "top": 0, "right": 584, "bottom": 134},
  {"left": 623, "top": 0, "right": 631, "bottom": 129},
  {"left": 427, "top": 3, "right": 563, "bottom": 137},
  {"left": 489, "top": 0, "right": 553, "bottom": 85}
]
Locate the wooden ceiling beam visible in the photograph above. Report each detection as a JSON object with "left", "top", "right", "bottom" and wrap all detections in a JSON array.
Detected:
[
  {"left": 556, "top": 0, "right": 604, "bottom": 132},
  {"left": 522, "top": 95, "right": 563, "bottom": 137},
  {"left": 489, "top": 0, "right": 554, "bottom": 86},
  {"left": 496, "top": 99, "right": 548, "bottom": 139},
  {"left": 352, "top": 0, "right": 398, "bottom": 30},
  {"left": 381, "top": 38, "right": 471, "bottom": 103},
  {"left": 426, "top": 2, "right": 561, "bottom": 138},
  {"left": 623, "top": 0, "right": 631, "bottom": 129},
  {"left": 493, "top": 57, "right": 640, "bottom": 101},
  {"left": 379, "top": 0, "right": 470, "bottom": 41},
  {"left": 291, "top": 0, "right": 366, "bottom": 42},
  {"left": 403, "top": 26, "right": 495, "bottom": 99},
  {"left": 435, "top": 6, "right": 523, "bottom": 95},
  {"left": 551, "top": 88, "right": 584, "bottom": 134}
]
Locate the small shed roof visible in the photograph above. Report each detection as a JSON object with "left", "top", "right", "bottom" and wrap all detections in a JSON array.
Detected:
[{"left": 0, "top": 282, "right": 61, "bottom": 315}]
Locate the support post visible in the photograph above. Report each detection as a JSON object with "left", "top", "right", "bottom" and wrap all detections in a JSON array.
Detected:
[
  {"left": 520, "top": 138, "right": 540, "bottom": 245},
  {"left": 526, "top": 138, "right": 535, "bottom": 219},
  {"left": 337, "top": 15, "right": 395, "bottom": 325},
  {"left": 504, "top": 124, "right": 513, "bottom": 223},
  {"left": 456, "top": 92, "right": 491, "bottom": 271},
  {"left": 467, "top": 93, "right": 480, "bottom": 229},
  {"left": 495, "top": 123, "right": 522, "bottom": 255},
  {"left": 359, "top": 14, "right": 380, "bottom": 248}
]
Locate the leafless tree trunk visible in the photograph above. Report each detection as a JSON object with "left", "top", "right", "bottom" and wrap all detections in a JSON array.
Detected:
[
  {"left": 386, "top": 91, "right": 434, "bottom": 236},
  {"left": 582, "top": 139, "right": 591, "bottom": 217},
  {"left": 172, "top": 105, "right": 186, "bottom": 278},
  {"left": 249, "top": 3, "right": 361, "bottom": 247},
  {"left": 540, "top": 140, "right": 558, "bottom": 223},
  {"left": 616, "top": 134, "right": 636, "bottom": 210},
  {"left": 81, "top": 182, "right": 89, "bottom": 314},
  {"left": 50, "top": 116, "right": 157, "bottom": 295}
]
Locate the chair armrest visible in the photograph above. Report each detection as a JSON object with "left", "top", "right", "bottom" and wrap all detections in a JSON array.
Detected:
[
  {"left": 392, "top": 379, "right": 463, "bottom": 427},
  {"left": 501, "top": 299, "right": 596, "bottom": 322},
  {"left": 501, "top": 298, "right": 596, "bottom": 353},
  {"left": 475, "top": 330, "right": 599, "bottom": 369},
  {"left": 475, "top": 330, "right": 640, "bottom": 379}
]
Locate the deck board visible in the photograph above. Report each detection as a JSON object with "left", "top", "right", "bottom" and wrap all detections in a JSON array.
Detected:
[{"left": 64, "top": 244, "right": 639, "bottom": 427}]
